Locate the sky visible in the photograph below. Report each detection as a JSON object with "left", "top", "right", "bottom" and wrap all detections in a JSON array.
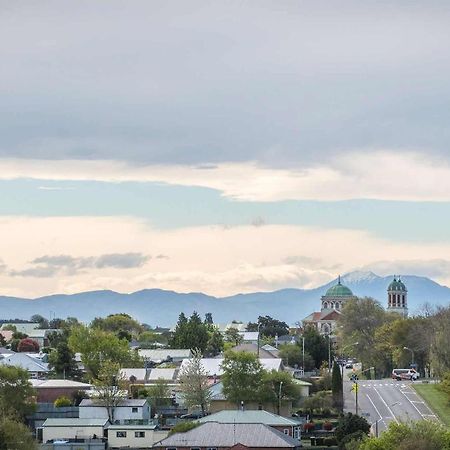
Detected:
[{"left": 1, "top": 0, "right": 450, "bottom": 298}]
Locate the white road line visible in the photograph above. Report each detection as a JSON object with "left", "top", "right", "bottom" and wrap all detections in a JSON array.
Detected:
[
  {"left": 398, "top": 387, "right": 436, "bottom": 419},
  {"left": 373, "top": 387, "right": 399, "bottom": 423},
  {"left": 365, "top": 393, "right": 387, "bottom": 429}
]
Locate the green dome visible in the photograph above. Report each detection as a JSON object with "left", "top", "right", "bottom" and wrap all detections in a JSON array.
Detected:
[
  {"left": 325, "top": 279, "right": 354, "bottom": 297},
  {"left": 388, "top": 277, "right": 407, "bottom": 292}
]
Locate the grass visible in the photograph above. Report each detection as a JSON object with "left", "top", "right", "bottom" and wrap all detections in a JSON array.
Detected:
[{"left": 412, "top": 383, "right": 450, "bottom": 427}]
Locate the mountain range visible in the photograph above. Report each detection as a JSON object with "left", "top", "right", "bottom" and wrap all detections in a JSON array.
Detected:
[{"left": 0, "top": 271, "right": 449, "bottom": 327}]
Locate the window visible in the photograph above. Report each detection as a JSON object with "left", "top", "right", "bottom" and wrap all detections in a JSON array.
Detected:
[
  {"left": 167, "top": 448, "right": 177, "bottom": 450},
  {"left": 283, "top": 428, "right": 290, "bottom": 435},
  {"left": 294, "top": 427, "right": 301, "bottom": 439},
  {"left": 206, "top": 448, "right": 218, "bottom": 450},
  {"left": 135, "top": 431, "right": 145, "bottom": 438},
  {"left": 191, "top": 448, "right": 201, "bottom": 450},
  {"left": 116, "top": 431, "right": 127, "bottom": 438},
  {"left": 132, "top": 407, "right": 138, "bottom": 413}
]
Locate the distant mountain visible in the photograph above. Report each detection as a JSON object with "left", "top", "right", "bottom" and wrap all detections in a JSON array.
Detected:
[{"left": 0, "top": 272, "right": 449, "bottom": 327}]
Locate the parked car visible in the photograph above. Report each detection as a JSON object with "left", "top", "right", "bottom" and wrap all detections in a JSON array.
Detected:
[{"left": 392, "top": 368, "right": 419, "bottom": 381}]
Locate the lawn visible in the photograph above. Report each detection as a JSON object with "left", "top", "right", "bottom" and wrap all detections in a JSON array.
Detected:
[{"left": 413, "top": 383, "right": 450, "bottom": 427}]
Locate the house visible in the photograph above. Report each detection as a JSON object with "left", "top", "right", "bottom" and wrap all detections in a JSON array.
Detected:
[
  {"left": 138, "top": 349, "right": 191, "bottom": 365},
  {"left": 107, "top": 424, "right": 168, "bottom": 448},
  {"left": 179, "top": 358, "right": 283, "bottom": 379},
  {"left": 41, "top": 418, "right": 108, "bottom": 443},
  {"left": 79, "top": 398, "right": 151, "bottom": 422},
  {"left": 0, "top": 352, "right": 49, "bottom": 379},
  {"left": 153, "top": 422, "right": 302, "bottom": 449},
  {"left": 31, "top": 378, "right": 92, "bottom": 403},
  {"left": 0, "top": 322, "right": 40, "bottom": 335},
  {"left": 293, "top": 379, "right": 312, "bottom": 397},
  {"left": 229, "top": 343, "right": 277, "bottom": 359},
  {"left": 239, "top": 331, "right": 259, "bottom": 344},
  {"left": 197, "top": 409, "right": 302, "bottom": 439},
  {"left": 120, "top": 367, "right": 179, "bottom": 386},
  {"left": 207, "top": 382, "right": 292, "bottom": 416}
]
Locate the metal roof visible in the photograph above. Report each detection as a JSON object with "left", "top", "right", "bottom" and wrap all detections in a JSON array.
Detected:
[
  {"left": 43, "top": 418, "right": 108, "bottom": 427},
  {"left": 198, "top": 409, "right": 298, "bottom": 426},
  {"left": 154, "top": 422, "right": 300, "bottom": 447},
  {"left": 80, "top": 398, "right": 147, "bottom": 407}
]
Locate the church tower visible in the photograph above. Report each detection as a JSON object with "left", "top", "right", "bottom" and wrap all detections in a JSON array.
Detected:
[{"left": 387, "top": 276, "right": 408, "bottom": 317}]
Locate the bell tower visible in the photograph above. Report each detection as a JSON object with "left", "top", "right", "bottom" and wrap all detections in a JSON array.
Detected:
[{"left": 387, "top": 276, "right": 408, "bottom": 317}]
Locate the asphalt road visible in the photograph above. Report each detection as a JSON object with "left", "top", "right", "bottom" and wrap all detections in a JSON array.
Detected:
[{"left": 343, "top": 378, "right": 439, "bottom": 435}]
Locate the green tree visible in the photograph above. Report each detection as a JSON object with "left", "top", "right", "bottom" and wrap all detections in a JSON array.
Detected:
[
  {"left": 204, "top": 313, "right": 213, "bottom": 325},
  {"left": 48, "top": 340, "right": 81, "bottom": 380},
  {"left": 68, "top": 325, "right": 142, "bottom": 379},
  {"left": 169, "top": 312, "right": 209, "bottom": 352},
  {"left": 247, "top": 315, "right": 289, "bottom": 338},
  {"left": 430, "top": 306, "right": 450, "bottom": 376},
  {"left": 259, "top": 370, "right": 300, "bottom": 414},
  {"left": 224, "top": 327, "right": 243, "bottom": 346},
  {"left": 54, "top": 396, "right": 72, "bottom": 407},
  {"left": 331, "top": 361, "right": 343, "bottom": 410},
  {"left": 91, "top": 313, "right": 143, "bottom": 338},
  {"left": 30, "top": 314, "right": 49, "bottom": 329},
  {"left": 358, "top": 420, "right": 450, "bottom": 450},
  {"left": 168, "top": 421, "right": 200, "bottom": 436},
  {"left": 303, "top": 327, "right": 329, "bottom": 369},
  {"left": 0, "top": 366, "right": 35, "bottom": 420},
  {"left": 144, "top": 378, "right": 171, "bottom": 409},
  {"left": 93, "top": 361, "right": 127, "bottom": 422},
  {"left": 205, "top": 329, "right": 224, "bottom": 357},
  {"left": 221, "top": 351, "right": 264, "bottom": 405},
  {"left": 335, "top": 413, "right": 370, "bottom": 448},
  {"left": 302, "top": 390, "right": 333, "bottom": 416},
  {"left": 179, "top": 350, "right": 212, "bottom": 415},
  {"left": 0, "top": 417, "right": 37, "bottom": 450}
]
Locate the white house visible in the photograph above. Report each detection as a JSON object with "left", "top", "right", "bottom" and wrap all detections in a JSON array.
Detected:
[
  {"left": 107, "top": 424, "right": 168, "bottom": 448},
  {"left": 79, "top": 398, "right": 151, "bottom": 423},
  {"left": 41, "top": 418, "right": 108, "bottom": 442},
  {"left": 0, "top": 352, "right": 49, "bottom": 379}
]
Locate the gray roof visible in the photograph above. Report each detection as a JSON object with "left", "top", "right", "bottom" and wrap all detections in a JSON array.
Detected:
[
  {"left": 79, "top": 398, "right": 147, "bottom": 407},
  {"left": 198, "top": 409, "right": 298, "bottom": 426},
  {"left": 231, "top": 343, "right": 277, "bottom": 359},
  {"left": 0, "top": 352, "right": 49, "bottom": 372},
  {"left": 138, "top": 349, "right": 191, "bottom": 361},
  {"left": 108, "top": 424, "right": 157, "bottom": 430},
  {"left": 43, "top": 418, "right": 108, "bottom": 427},
  {"left": 154, "top": 422, "right": 300, "bottom": 447}
]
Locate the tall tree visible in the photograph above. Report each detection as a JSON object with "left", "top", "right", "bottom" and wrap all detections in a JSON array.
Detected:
[
  {"left": 205, "top": 329, "right": 224, "bottom": 357},
  {"left": 48, "top": 340, "right": 81, "bottom": 380},
  {"left": 30, "top": 314, "right": 49, "bottom": 329},
  {"left": 247, "top": 316, "right": 289, "bottom": 338},
  {"left": 143, "top": 378, "right": 171, "bottom": 409},
  {"left": 259, "top": 370, "right": 300, "bottom": 414},
  {"left": 178, "top": 350, "right": 211, "bottom": 415},
  {"left": 0, "top": 417, "right": 37, "bottom": 450},
  {"left": 224, "top": 327, "right": 243, "bottom": 346},
  {"left": 331, "top": 361, "right": 343, "bottom": 411},
  {"left": 303, "top": 327, "right": 329, "bottom": 369},
  {"left": 221, "top": 351, "right": 264, "bottom": 406},
  {"left": 169, "top": 312, "right": 209, "bottom": 352}
]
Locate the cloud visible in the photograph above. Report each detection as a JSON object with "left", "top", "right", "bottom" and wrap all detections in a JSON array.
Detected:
[
  {"left": 0, "top": 151, "right": 449, "bottom": 202},
  {"left": 11, "top": 252, "right": 150, "bottom": 278},
  {"left": 1, "top": 216, "right": 450, "bottom": 298}
]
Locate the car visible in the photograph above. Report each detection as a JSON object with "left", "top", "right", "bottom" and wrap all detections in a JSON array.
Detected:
[
  {"left": 392, "top": 368, "right": 419, "bottom": 381},
  {"left": 345, "top": 363, "right": 353, "bottom": 369}
]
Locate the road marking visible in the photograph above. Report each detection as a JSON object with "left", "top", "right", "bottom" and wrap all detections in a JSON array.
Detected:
[
  {"left": 365, "top": 393, "right": 387, "bottom": 430},
  {"left": 397, "top": 386, "right": 438, "bottom": 420},
  {"left": 373, "top": 387, "right": 399, "bottom": 423}
]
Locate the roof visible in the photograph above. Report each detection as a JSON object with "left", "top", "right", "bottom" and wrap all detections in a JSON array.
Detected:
[
  {"left": 388, "top": 277, "right": 407, "bottom": 292},
  {"left": 230, "top": 343, "right": 276, "bottom": 359},
  {"left": 324, "top": 277, "right": 354, "bottom": 297},
  {"left": 154, "top": 422, "right": 300, "bottom": 448},
  {"left": 293, "top": 379, "right": 313, "bottom": 386},
  {"left": 43, "top": 418, "right": 108, "bottom": 427},
  {"left": 179, "top": 358, "right": 283, "bottom": 377},
  {"left": 79, "top": 398, "right": 147, "bottom": 408},
  {"left": 215, "top": 323, "right": 247, "bottom": 332},
  {"left": 240, "top": 331, "right": 259, "bottom": 341},
  {"left": 120, "top": 368, "right": 147, "bottom": 381},
  {"left": 137, "top": 349, "right": 191, "bottom": 361},
  {"left": 0, "top": 352, "right": 49, "bottom": 372},
  {"left": 30, "top": 379, "right": 92, "bottom": 389},
  {"left": 108, "top": 424, "right": 157, "bottom": 430},
  {"left": 0, "top": 323, "right": 40, "bottom": 335},
  {"left": 198, "top": 409, "right": 298, "bottom": 426},
  {"left": 148, "top": 368, "right": 177, "bottom": 381}
]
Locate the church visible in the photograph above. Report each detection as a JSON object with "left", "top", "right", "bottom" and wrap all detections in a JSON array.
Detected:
[{"left": 302, "top": 275, "right": 408, "bottom": 335}]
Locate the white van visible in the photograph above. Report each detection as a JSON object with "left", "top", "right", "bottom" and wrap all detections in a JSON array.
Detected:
[{"left": 392, "top": 368, "right": 419, "bottom": 381}]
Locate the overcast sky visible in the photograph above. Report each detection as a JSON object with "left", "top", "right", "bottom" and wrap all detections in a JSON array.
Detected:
[{"left": 1, "top": 0, "right": 450, "bottom": 297}]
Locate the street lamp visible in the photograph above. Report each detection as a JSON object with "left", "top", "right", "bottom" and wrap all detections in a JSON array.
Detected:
[
  {"left": 403, "top": 347, "right": 414, "bottom": 367},
  {"left": 278, "top": 381, "right": 284, "bottom": 415}
]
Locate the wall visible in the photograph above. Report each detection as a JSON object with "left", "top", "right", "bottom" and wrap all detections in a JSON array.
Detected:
[
  {"left": 43, "top": 425, "right": 105, "bottom": 443},
  {"left": 209, "top": 400, "right": 292, "bottom": 417},
  {"left": 79, "top": 404, "right": 150, "bottom": 421},
  {"left": 36, "top": 387, "right": 91, "bottom": 403},
  {"left": 108, "top": 428, "right": 168, "bottom": 448}
]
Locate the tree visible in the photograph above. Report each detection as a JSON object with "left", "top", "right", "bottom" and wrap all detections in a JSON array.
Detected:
[
  {"left": 224, "top": 327, "right": 243, "bottom": 346},
  {"left": 48, "top": 340, "right": 81, "bottom": 380},
  {"left": 247, "top": 315, "right": 289, "bottom": 338},
  {"left": 144, "top": 378, "right": 171, "bottom": 409},
  {"left": 430, "top": 306, "right": 450, "bottom": 376},
  {"left": 68, "top": 325, "right": 142, "bottom": 379},
  {"left": 0, "top": 366, "right": 35, "bottom": 420},
  {"left": 204, "top": 313, "right": 213, "bottom": 325},
  {"left": 221, "top": 351, "right": 264, "bottom": 406},
  {"left": 93, "top": 361, "right": 127, "bottom": 423},
  {"left": 358, "top": 420, "right": 450, "bottom": 450},
  {"left": 168, "top": 421, "right": 200, "bottom": 436},
  {"left": 0, "top": 334, "right": 6, "bottom": 347},
  {"left": 205, "top": 329, "right": 224, "bottom": 357},
  {"left": 0, "top": 417, "right": 37, "bottom": 450},
  {"left": 54, "top": 396, "right": 72, "bottom": 407},
  {"left": 17, "top": 337, "right": 39, "bottom": 353},
  {"left": 303, "top": 327, "right": 329, "bottom": 369},
  {"left": 169, "top": 312, "right": 209, "bottom": 352},
  {"left": 259, "top": 370, "right": 300, "bottom": 414},
  {"left": 30, "top": 314, "right": 49, "bottom": 329},
  {"left": 331, "top": 361, "right": 343, "bottom": 410},
  {"left": 91, "top": 313, "right": 143, "bottom": 338},
  {"left": 335, "top": 413, "right": 370, "bottom": 448},
  {"left": 278, "top": 344, "right": 315, "bottom": 370},
  {"left": 179, "top": 350, "right": 212, "bottom": 415}
]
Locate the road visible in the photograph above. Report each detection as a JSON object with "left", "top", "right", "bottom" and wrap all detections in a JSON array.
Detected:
[{"left": 343, "top": 378, "right": 439, "bottom": 435}]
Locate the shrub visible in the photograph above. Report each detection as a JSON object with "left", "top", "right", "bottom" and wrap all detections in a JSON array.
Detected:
[
  {"left": 323, "top": 421, "right": 333, "bottom": 430},
  {"left": 168, "top": 421, "right": 200, "bottom": 435},
  {"left": 303, "top": 422, "right": 315, "bottom": 433},
  {"left": 17, "top": 338, "right": 39, "bottom": 353},
  {"left": 54, "top": 396, "right": 72, "bottom": 407},
  {"left": 324, "top": 436, "right": 338, "bottom": 446}
]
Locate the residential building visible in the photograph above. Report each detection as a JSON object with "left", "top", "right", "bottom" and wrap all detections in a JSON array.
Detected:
[
  {"left": 79, "top": 398, "right": 151, "bottom": 422},
  {"left": 153, "top": 422, "right": 302, "bottom": 449},
  {"left": 31, "top": 378, "right": 92, "bottom": 403},
  {"left": 138, "top": 349, "right": 191, "bottom": 365},
  {"left": 107, "top": 424, "right": 168, "bottom": 448},
  {"left": 197, "top": 409, "right": 302, "bottom": 439},
  {"left": 41, "top": 418, "right": 108, "bottom": 443},
  {"left": 0, "top": 352, "right": 49, "bottom": 379}
]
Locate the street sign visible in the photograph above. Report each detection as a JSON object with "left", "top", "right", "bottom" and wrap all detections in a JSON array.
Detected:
[{"left": 351, "top": 383, "right": 358, "bottom": 393}]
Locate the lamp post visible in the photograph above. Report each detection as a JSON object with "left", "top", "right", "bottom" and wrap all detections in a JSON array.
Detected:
[{"left": 403, "top": 346, "right": 414, "bottom": 367}]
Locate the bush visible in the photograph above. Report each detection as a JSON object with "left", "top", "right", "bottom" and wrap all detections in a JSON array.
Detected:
[
  {"left": 303, "top": 422, "right": 315, "bottom": 433},
  {"left": 54, "top": 396, "right": 72, "bottom": 407},
  {"left": 324, "top": 436, "right": 338, "bottom": 446},
  {"left": 17, "top": 338, "right": 39, "bottom": 353},
  {"left": 323, "top": 421, "right": 333, "bottom": 430},
  {"left": 168, "top": 421, "right": 200, "bottom": 435},
  {"left": 338, "top": 430, "right": 367, "bottom": 450}
]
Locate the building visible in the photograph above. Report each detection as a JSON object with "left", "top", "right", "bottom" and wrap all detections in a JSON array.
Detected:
[
  {"left": 107, "top": 424, "right": 168, "bottom": 448},
  {"left": 154, "top": 422, "right": 302, "bottom": 449},
  {"left": 0, "top": 352, "right": 49, "bottom": 379},
  {"left": 137, "top": 349, "right": 191, "bottom": 365},
  {"left": 387, "top": 276, "right": 408, "bottom": 317},
  {"left": 31, "top": 379, "right": 92, "bottom": 403},
  {"left": 197, "top": 410, "right": 302, "bottom": 439},
  {"left": 79, "top": 398, "right": 151, "bottom": 423},
  {"left": 302, "top": 276, "right": 357, "bottom": 335},
  {"left": 41, "top": 418, "right": 108, "bottom": 443}
]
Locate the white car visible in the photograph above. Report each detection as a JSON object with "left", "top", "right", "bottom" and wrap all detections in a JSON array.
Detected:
[{"left": 392, "top": 368, "right": 419, "bottom": 381}]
